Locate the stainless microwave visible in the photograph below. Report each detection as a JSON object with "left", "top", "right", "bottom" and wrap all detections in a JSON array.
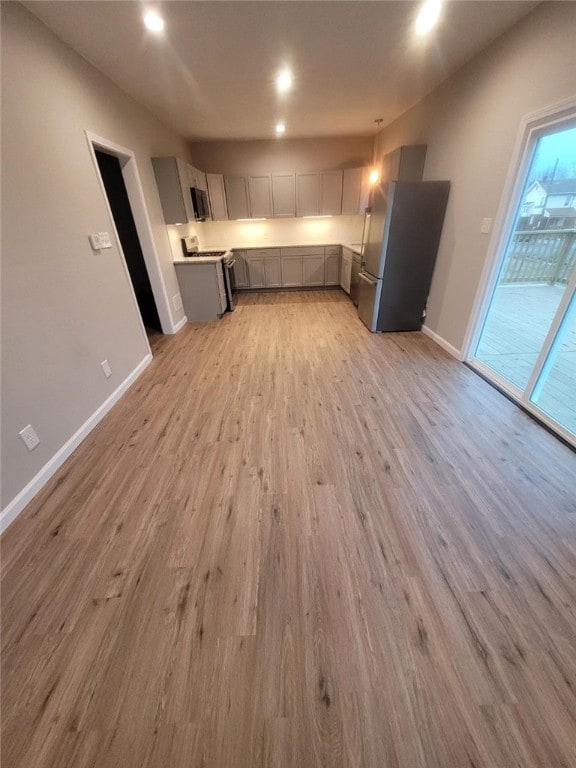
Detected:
[{"left": 190, "top": 187, "right": 209, "bottom": 221}]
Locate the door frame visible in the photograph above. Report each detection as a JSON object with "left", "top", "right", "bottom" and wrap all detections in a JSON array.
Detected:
[
  {"left": 461, "top": 96, "right": 576, "bottom": 447},
  {"left": 85, "top": 131, "right": 174, "bottom": 336}
]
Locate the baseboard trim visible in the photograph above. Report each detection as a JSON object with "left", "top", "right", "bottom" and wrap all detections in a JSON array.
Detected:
[
  {"left": 421, "top": 325, "right": 462, "bottom": 360},
  {"left": 170, "top": 315, "right": 188, "bottom": 333},
  {"left": 0, "top": 353, "right": 153, "bottom": 535}
]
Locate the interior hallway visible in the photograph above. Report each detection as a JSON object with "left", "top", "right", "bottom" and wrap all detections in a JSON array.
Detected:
[{"left": 1, "top": 291, "right": 575, "bottom": 767}]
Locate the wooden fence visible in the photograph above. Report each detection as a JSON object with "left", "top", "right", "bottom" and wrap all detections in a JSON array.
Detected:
[{"left": 501, "top": 229, "right": 576, "bottom": 285}]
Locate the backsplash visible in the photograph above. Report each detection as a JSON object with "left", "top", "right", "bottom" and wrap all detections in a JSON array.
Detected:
[{"left": 167, "top": 215, "right": 364, "bottom": 259}]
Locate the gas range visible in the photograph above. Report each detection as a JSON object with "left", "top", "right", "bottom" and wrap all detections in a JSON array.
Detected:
[{"left": 185, "top": 250, "right": 227, "bottom": 258}]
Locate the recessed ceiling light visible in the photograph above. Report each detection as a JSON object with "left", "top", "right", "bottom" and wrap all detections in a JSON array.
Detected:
[
  {"left": 275, "top": 122, "right": 286, "bottom": 135},
  {"left": 276, "top": 70, "right": 293, "bottom": 93},
  {"left": 415, "top": 0, "right": 442, "bottom": 36},
  {"left": 144, "top": 10, "right": 165, "bottom": 33}
]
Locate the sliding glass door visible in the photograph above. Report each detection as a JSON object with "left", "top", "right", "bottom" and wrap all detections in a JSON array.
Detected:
[{"left": 470, "top": 117, "right": 576, "bottom": 444}]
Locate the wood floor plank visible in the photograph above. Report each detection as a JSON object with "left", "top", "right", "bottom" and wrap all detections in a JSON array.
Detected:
[{"left": 2, "top": 289, "right": 576, "bottom": 767}]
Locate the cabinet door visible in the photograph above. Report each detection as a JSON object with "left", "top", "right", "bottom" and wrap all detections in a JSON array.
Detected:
[
  {"left": 247, "top": 257, "right": 265, "bottom": 288},
  {"left": 302, "top": 254, "right": 325, "bottom": 286},
  {"left": 248, "top": 175, "right": 273, "bottom": 218},
  {"left": 224, "top": 175, "right": 250, "bottom": 219},
  {"left": 342, "top": 167, "right": 371, "bottom": 214},
  {"left": 264, "top": 256, "right": 282, "bottom": 288},
  {"left": 296, "top": 173, "right": 320, "bottom": 217},
  {"left": 206, "top": 174, "right": 228, "bottom": 220},
  {"left": 281, "top": 256, "right": 303, "bottom": 287},
  {"left": 325, "top": 253, "right": 340, "bottom": 285},
  {"left": 232, "top": 251, "right": 249, "bottom": 288},
  {"left": 272, "top": 173, "right": 296, "bottom": 217},
  {"left": 320, "top": 171, "right": 343, "bottom": 215},
  {"left": 152, "top": 156, "right": 190, "bottom": 224},
  {"left": 340, "top": 249, "right": 352, "bottom": 294}
]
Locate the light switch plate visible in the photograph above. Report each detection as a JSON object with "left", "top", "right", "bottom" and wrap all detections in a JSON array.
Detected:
[
  {"left": 480, "top": 217, "right": 492, "bottom": 234},
  {"left": 101, "top": 359, "right": 112, "bottom": 378},
  {"left": 20, "top": 424, "right": 40, "bottom": 451},
  {"left": 89, "top": 233, "right": 102, "bottom": 250},
  {"left": 98, "top": 232, "right": 112, "bottom": 248}
]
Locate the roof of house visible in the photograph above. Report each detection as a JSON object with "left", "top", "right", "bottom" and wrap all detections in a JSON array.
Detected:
[{"left": 541, "top": 179, "right": 576, "bottom": 195}]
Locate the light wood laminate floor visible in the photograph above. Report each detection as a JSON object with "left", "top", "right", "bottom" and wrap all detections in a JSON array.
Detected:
[{"left": 2, "top": 290, "right": 576, "bottom": 768}]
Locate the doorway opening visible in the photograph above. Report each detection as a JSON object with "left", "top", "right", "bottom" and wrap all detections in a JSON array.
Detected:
[
  {"left": 467, "top": 108, "right": 576, "bottom": 446},
  {"left": 95, "top": 149, "right": 162, "bottom": 335}
]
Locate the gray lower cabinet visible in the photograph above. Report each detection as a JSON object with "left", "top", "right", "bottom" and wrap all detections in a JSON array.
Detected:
[
  {"left": 232, "top": 250, "right": 249, "bottom": 288},
  {"left": 174, "top": 261, "right": 227, "bottom": 322},
  {"left": 281, "top": 255, "right": 303, "bottom": 287},
  {"left": 246, "top": 257, "right": 265, "bottom": 288},
  {"left": 264, "top": 256, "right": 282, "bottom": 287},
  {"left": 325, "top": 253, "right": 340, "bottom": 285},
  {"left": 303, "top": 254, "right": 325, "bottom": 286}
]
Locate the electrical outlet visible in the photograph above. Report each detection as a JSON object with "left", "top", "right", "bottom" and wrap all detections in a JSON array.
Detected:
[
  {"left": 172, "top": 293, "right": 183, "bottom": 311},
  {"left": 20, "top": 424, "right": 40, "bottom": 451},
  {"left": 101, "top": 359, "right": 112, "bottom": 378},
  {"left": 98, "top": 232, "right": 112, "bottom": 249},
  {"left": 480, "top": 217, "right": 492, "bottom": 234},
  {"left": 89, "top": 233, "right": 102, "bottom": 250}
]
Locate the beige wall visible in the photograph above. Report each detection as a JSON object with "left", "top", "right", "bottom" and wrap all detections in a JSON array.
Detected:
[
  {"left": 0, "top": 3, "right": 193, "bottom": 511},
  {"left": 374, "top": 1, "right": 576, "bottom": 353},
  {"left": 190, "top": 136, "right": 374, "bottom": 174}
]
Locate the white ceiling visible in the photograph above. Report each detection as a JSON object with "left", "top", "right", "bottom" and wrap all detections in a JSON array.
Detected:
[{"left": 24, "top": 1, "right": 538, "bottom": 141}]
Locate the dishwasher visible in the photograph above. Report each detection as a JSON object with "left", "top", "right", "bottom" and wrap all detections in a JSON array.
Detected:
[{"left": 349, "top": 251, "right": 362, "bottom": 306}]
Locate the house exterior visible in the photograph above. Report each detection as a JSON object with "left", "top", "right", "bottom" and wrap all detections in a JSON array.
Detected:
[{"left": 519, "top": 179, "right": 576, "bottom": 230}]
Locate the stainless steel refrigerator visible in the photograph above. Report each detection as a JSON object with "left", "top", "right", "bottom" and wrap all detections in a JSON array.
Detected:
[{"left": 357, "top": 179, "right": 450, "bottom": 332}]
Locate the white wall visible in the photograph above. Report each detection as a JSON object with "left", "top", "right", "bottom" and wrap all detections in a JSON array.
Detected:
[
  {"left": 0, "top": 3, "right": 193, "bottom": 514},
  {"left": 190, "top": 136, "right": 374, "bottom": 175},
  {"left": 374, "top": 1, "right": 576, "bottom": 354},
  {"left": 167, "top": 217, "right": 365, "bottom": 259}
]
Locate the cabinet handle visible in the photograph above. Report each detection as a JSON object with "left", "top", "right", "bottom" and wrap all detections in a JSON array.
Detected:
[{"left": 358, "top": 271, "right": 378, "bottom": 286}]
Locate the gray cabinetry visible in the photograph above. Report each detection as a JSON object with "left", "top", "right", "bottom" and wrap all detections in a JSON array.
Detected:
[
  {"left": 303, "top": 254, "right": 325, "bottom": 286},
  {"left": 342, "top": 167, "right": 370, "bottom": 215},
  {"left": 325, "top": 245, "right": 341, "bottom": 285},
  {"left": 246, "top": 256, "right": 265, "bottom": 288},
  {"left": 272, "top": 173, "right": 296, "bottom": 218},
  {"left": 206, "top": 173, "right": 228, "bottom": 220},
  {"left": 296, "top": 173, "right": 320, "bottom": 217},
  {"left": 152, "top": 156, "right": 194, "bottom": 225},
  {"left": 224, "top": 175, "right": 250, "bottom": 219},
  {"left": 174, "top": 261, "right": 227, "bottom": 322},
  {"left": 340, "top": 247, "right": 353, "bottom": 294},
  {"left": 248, "top": 175, "right": 273, "bottom": 218},
  {"left": 281, "top": 255, "right": 303, "bottom": 287},
  {"left": 232, "top": 250, "right": 249, "bottom": 288},
  {"left": 264, "top": 256, "right": 282, "bottom": 287},
  {"left": 320, "top": 171, "right": 343, "bottom": 215}
]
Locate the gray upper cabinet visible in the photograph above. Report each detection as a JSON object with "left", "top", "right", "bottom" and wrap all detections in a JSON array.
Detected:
[
  {"left": 320, "top": 171, "right": 343, "bottom": 215},
  {"left": 248, "top": 175, "right": 273, "bottom": 218},
  {"left": 206, "top": 173, "right": 228, "bottom": 220},
  {"left": 272, "top": 173, "right": 296, "bottom": 218},
  {"left": 385, "top": 145, "right": 427, "bottom": 183},
  {"left": 224, "top": 175, "right": 250, "bottom": 219},
  {"left": 342, "top": 167, "right": 371, "bottom": 215},
  {"left": 296, "top": 173, "right": 320, "bottom": 217},
  {"left": 152, "top": 156, "right": 195, "bottom": 225}
]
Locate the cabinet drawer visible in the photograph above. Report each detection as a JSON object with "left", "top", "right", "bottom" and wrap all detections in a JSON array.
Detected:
[
  {"left": 281, "top": 246, "right": 324, "bottom": 257},
  {"left": 246, "top": 248, "right": 280, "bottom": 259},
  {"left": 325, "top": 245, "right": 341, "bottom": 256}
]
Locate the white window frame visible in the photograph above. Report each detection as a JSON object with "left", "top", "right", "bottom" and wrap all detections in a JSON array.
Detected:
[{"left": 461, "top": 96, "right": 576, "bottom": 447}]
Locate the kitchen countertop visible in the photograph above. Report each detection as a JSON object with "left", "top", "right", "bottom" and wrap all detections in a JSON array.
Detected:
[
  {"left": 173, "top": 243, "right": 363, "bottom": 265},
  {"left": 173, "top": 250, "right": 230, "bottom": 265}
]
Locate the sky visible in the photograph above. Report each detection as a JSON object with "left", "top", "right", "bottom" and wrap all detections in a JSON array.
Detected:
[{"left": 529, "top": 125, "right": 576, "bottom": 183}]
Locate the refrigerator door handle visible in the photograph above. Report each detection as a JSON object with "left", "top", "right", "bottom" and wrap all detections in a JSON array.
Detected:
[{"left": 358, "top": 271, "right": 378, "bottom": 286}]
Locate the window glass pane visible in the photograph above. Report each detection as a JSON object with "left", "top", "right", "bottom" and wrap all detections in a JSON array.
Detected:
[
  {"left": 474, "top": 125, "right": 576, "bottom": 390},
  {"left": 530, "top": 296, "right": 576, "bottom": 436}
]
